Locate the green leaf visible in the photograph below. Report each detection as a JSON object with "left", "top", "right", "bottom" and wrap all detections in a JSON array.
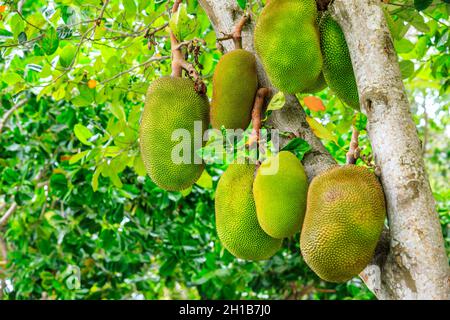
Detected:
[
  {"left": 399, "top": 60, "right": 415, "bottom": 79},
  {"left": 306, "top": 116, "right": 338, "bottom": 144},
  {"left": 169, "top": 3, "right": 197, "bottom": 40},
  {"left": 195, "top": 170, "right": 213, "bottom": 189},
  {"left": 74, "top": 124, "right": 93, "bottom": 146},
  {"left": 394, "top": 38, "right": 415, "bottom": 54},
  {"left": 266, "top": 92, "right": 286, "bottom": 111},
  {"left": 414, "top": 0, "right": 433, "bottom": 11},
  {"left": 236, "top": 0, "right": 247, "bottom": 9},
  {"left": 40, "top": 27, "right": 59, "bottom": 55},
  {"left": 281, "top": 138, "right": 311, "bottom": 160},
  {"left": 91, "top": 165, "right": 102, "bottom": 192},
  {"left": 69, "top": 150, "right": 89, "bottom": 164}
]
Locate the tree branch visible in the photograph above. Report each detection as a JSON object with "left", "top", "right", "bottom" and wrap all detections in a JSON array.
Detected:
[
  {"left": 331, "top": 0, "right": 449, "bottom": 299},
  {"left": 346, "top": 126, "right": 360, "bottom": 165},
  {"left": 217, "top": 14, "right": 250, "bottom": 50},
  {"left": 247, "top": 88, "right": 271, "bottom": 147},
  {"left": 0, "top": 203, "right": 18, "bottom": 228},
  {"left": 0, "top": 99, "right": 27, "bottom": 135},
  {"left": 170, "top": 0, "right": 206, "bottom": 93}
]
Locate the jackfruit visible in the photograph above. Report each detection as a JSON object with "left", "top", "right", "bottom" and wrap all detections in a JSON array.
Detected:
[
  {"left": 215, "top": 163, "right": 282, "bottom": 260},
  {"left": 253, "top": 151, "right": 308, "bottom": 239},
  {"left": 300, "top": 165, "right": 386, "bottom": 283},
  {"left": 211, "top": 49, "right": 258, "bottom": 130},
  {"left": 254, "top": 0, "right": 322, "bottom": 94},
  {"left": 319, "top": 12, "right": 360, "bottom": 109},
  {"left": 139, "top": 77, "right": 209, "bottom": 191},
  {"left": 302, "top": 72, "right": 327, "bottom": 94}
]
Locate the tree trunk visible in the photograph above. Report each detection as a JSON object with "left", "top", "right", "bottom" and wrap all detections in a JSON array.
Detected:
[
  {"left": 330, "top": 0, "right": 449, "bottom": 300},
  {"left": 198, "top": 0, "right": 449, "bottom": 300}
]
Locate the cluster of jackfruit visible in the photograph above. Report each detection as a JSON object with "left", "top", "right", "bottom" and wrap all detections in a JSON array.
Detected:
[
  {"left": 215, "top": 152, "right": 308, "bottom": 260},
  {"left": 138, "top": 0, "right": 386, "bottom": 284},
  {"left": 254, "top": 0, "right": 360, "bottom": 109},
  {"left": 215, "top": 159, "right": 386, "bottom": 283}
]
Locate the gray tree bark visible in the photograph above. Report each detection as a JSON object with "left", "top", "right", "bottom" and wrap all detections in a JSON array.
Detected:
[
  {"left": 198, "top": 0, "right": 449, "bottom": 300},
  {"left": 331, "top": 0, "right": 449, "bottom": 300}
]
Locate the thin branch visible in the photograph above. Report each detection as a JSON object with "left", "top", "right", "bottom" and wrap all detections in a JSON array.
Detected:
[
  {"left": 0, "top": 99, "right": 28, "bottom": 135},
  {"left": 0, "top": 203, "right": 18, "bottom": 228},
  {"left": 170, "top": 0, "right": 206, "bottom": 93},
  {"left": 247, "top": 88, "right": 271, "bottom": 147},
  {"left": 16, "top": 10, "right": 44, "bottom": 31},
  {"left": 217, "top": 14, "right": 250, "bottom": 49},
  {"left": 171, "top": 0, "right": 186, "bottom": 77},
  {"left": 100, "top": 55, "right": 170, "bottom": 85},
  {"left": 346, "top": 126, "right": 360, "bottom": 165}
]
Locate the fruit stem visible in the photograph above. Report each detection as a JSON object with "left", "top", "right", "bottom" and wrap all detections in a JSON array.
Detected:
[
  {"left": 346, "top": 126, "right": 360, "bottom": 165},
  {"left": 247, "top": 88, "right": 271, "bottom": 148},
  {"left": 216, "top": 14, "right": 250, "bottom": 50},
  {"left": 170, "top": 0, "right": 206, "bottom": 93}
]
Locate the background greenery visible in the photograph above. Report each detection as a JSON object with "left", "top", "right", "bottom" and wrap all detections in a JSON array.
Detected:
[{"left": 0, "top": 0, "right": 448, "bottom": 300}]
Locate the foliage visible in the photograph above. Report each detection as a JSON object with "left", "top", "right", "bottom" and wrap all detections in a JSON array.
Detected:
[{"left": 0, "top": 0, "right": 448, "bottom": 300}]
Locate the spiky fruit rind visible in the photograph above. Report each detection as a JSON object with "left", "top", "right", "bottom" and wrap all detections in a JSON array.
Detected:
[
  {"left": 319, "top": 12, "right": 360, "bottom": 109},
  {"left": 302, "top": 72, "right": 327, "bottom": 94},
  {"left": 211, "top": 49, "right": 258, "bottom": 130},
  {"left": 254, "top": 151, "right": 308, "bottom": 239},
  {"left": 215, "top": 164, "right": 282, "bottom": 260},
  {"left": 139, "top": 77, "right": 209, "bottom": 191},
  {"left": 300, "top": 165, "right": 386, "bottom": 283},
  {"left": 254, "top": 0, "right": 322, "bottom": 94}
]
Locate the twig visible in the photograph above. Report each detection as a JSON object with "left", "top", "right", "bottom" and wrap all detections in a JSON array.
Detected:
[
  {"left": 217, "top": 14, "right": 250, "bottom": 49},
  {"left": 100, "top": 55, "right": 170, "bottom": 85},
  {"left": 0, "top": 203, "right": 18, "bottom": 227},
  {"left": 16, "top": 10, "right": 44, "bottom": 31},
  {"left": 346, "top": 126, "right": 360, "bottom": 165},
  {"left": 170, "top": 0, "right": 206, "bottom": 93},
  {"left": 0, "top": 99, "right": 28, "bottom": 135},
  {"left": 247, "top": 88, "right": 271, "bottom": 147}
]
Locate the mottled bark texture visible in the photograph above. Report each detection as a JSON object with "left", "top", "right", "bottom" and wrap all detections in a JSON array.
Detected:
[
  {"left": 198, "top": 0, "right": 336, "bottom": 181},
  {"left": 198, "top": 0, "right": 449, "bottom": 300},
  {"left": 331, "top": 0, "right": 449, "bottom": 300}
]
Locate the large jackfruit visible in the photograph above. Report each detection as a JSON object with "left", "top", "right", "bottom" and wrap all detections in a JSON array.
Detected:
[
  {"left": 139, "top": 77, "right": 210, "bottom": 191},
  {"left": 300, "top": 165, "right": 386, "bottom": 283},
  {"left": 319, "top": 12, "right": 360, "bottom": 109},
  {"left": 302, "top": 72, "right": 327, "bottom": 94},
  {"left": 215, "top": 163, "right": 282, "bottom": 260},
  {"left": 253, "top": 151, "right": 308, "bottom": 239},
  {"left": 211, "top": 49, "right": 258, "bottom": 130},
  {"left": 254, "top": 0, "right": 322, "bottom": 94}
]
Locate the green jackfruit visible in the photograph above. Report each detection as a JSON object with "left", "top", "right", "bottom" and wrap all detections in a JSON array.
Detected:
[
  {"left": 253, "top": 151, "right": 308, "bottom": 239},
  {"left": 254, "top": 0, "right": 322, "bottom": 94},
  {"left": 300, "top": 165, "right": 386, "bottom": 283},
  {"left": 215, "top": 163, "right": 282, "bottom": 260},
  {"left": 319, "top": 12, "right": 360, "bottom": 109},
  {"left": 302, "top": 72, "right": 327, "bottom": 94},
  {"left": 211, "top": 49, "right": 258, "bottom": 130},
  {"left": 139, "top": 77, "right": 209, "bottom": 191}
]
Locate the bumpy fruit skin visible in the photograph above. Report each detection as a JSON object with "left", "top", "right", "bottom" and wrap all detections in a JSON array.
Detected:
[
  {"left": 300, "top": 165, "right": 386, "bottom": 283},
  {"left": 302, "top": 72, "right": 327, "bottom": 94},
  {"left": 319, "top": 12, "right": 360, "bottom": 109},
  {"left": 254, "top": 0, "right": 322, "bottom": 94},
  {"left": 139, "top": 77, "right": 209, "bottom": 191},
  {"left": 211, "top": 49, "right": 258, "bottom": 130},
  {"left": 253, "top": 151, "right": 308, "bottom": 239},
  {"left": 215, "top": 164, "right": 282, "bottom": 260}
]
